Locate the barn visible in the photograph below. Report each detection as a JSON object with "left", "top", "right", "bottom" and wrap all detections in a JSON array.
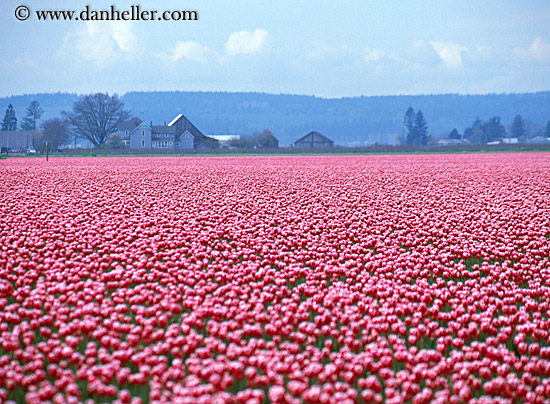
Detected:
[{"left": 293, "top": 131, "right": 334, "bottom": 148}]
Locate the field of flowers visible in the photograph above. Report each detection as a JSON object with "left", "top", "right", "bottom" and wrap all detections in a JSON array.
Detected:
[{"left": 1, "top": 154, "right": 550, "bottom": 404}]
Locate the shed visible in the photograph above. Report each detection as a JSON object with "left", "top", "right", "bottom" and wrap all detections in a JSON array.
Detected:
[{"left": 294, "top": 131, "right": 334, "bottom": 148}]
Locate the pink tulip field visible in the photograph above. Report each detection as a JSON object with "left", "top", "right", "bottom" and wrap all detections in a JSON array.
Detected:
[{"left": 1, "top": 153, "right": 550, "bottom": 404}]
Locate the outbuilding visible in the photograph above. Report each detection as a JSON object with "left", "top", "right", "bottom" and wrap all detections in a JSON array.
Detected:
[{"left": 293, "top": 131, "right": 334, "bottom": 148}]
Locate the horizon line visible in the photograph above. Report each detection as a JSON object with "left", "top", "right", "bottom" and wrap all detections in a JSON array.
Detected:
[{"left": 1, "top": 89, "right": 550, "bottom": 101}]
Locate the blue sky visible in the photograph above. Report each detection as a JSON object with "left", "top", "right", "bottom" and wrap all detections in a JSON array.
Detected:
[{"left": 1, "top": 0, "right": 549, "bottom": 97}]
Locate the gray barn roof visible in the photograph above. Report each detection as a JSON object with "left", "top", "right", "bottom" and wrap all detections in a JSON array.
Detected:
[
  {"left": 294, "top": 131, "right": 334, "bottom": 145},
  {"left": 152, "top": 125, "right": 176, "bottom": 134}
]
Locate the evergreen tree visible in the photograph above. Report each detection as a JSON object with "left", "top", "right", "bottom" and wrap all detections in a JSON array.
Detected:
[
  {"left": 484, "top": 116, "right": 505, "bottom": 142},
  {"left": 448, "top": 128, "right": 461, "bottom": 139},
  {"left": 21, "top": 101, "right": 44, "bottom": 131},
  {"left": 463, "top": 128, "right": 473, "bottom": 141},
  {"left": 510, "top": 114, "right": 525, "bottom": 139},
  {"left": 2, "top": 104, "right": 17, "bottom": 131},
  {"left": 415, "top": 110, "right": 429, "bottom": 146},
  {"left": 464, "top": 117, "right": 485, "bottom": 143},
  {"left": 403, "top": 107, "right": 429, "bottom": 145},
  {"left": 404, "top": 107, "right": 416, "bottom": 145}
]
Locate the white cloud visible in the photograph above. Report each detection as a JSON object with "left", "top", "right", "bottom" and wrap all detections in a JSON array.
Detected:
[
  {"left": 412, "top": 40, "right": 428, "bottom": 49},
  {"left": 475, "top": 45, "right": 489, "bottom": 53},
  {"left": 305, "top": 42, "right": 350, "bottom": 61},
  {"left": 225, "top": 29, "right": 270, "bottom": 56},
  {"left": 364, "top": 48, "right": 384, "bottom": 62},
  {"left": 167, "top": 41, "right": 214, "bottom": 64},
  {"left": 109, "top": 22, "right": 138, "bottom": 54},
  {"left": 512, "top": 37, "right": 550, "bottom": 63},
  {"left": 430, "top": 40, "right": 468, "bottom": 69},
  {"left": 62, "top": 21, "right": 138, "bottom": 67}
]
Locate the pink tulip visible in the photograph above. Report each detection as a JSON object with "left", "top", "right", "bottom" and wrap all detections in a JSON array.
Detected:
[{"left": 2, "top": 155, "right": 550, "bottom": 402}]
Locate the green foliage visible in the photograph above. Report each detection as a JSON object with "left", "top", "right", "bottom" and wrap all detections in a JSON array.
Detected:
[
  {"left": 241, "top": 134, "right": 256, "bottom": 148},
  {"left": 404, "top": 107, "right": 415, "bottom": 143},
  {"left": 107, "top": 132, "right": 124, "bottom": 149},
  {"left": 2, "top": 104, "right": 17, "bottom": 131},
  {"left": 485, "top": 116, "right": 505, "bottom": 142},
  {"left": 404, "top": 107, "right": 429, "bottom": 146},
  {"left": 511, "top": 114, "right": 525, "bottom": 139},
  {"left": 448, "top": 128, "right": 461, "bottom": 139},
  {"left": 463, "top": 117, "right": 481, "bottom": 143},
  {"left": 415, "top": 111, "right": 429, "bottom": 145},
  {"left": 464, "top": 116, "right": 505, "bottom": 143},
  {"left": 228, "top": 129, "right": 279, "bottom": 149},
  {"left": 229, "top": 135, "right": 256, "bottom": 149}
]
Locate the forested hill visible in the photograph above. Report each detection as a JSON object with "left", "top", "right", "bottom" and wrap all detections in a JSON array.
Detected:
[{"left": 2, "top": 91, "right": 549, "bottom": 146}]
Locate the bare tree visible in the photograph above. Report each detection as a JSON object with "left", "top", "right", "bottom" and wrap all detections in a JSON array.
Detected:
[
  {"left": 62, "top": 93, "right": 131, "bottom": 148},
  {"left": 254, "top": 129, "right": 279, "bottom": 148}
]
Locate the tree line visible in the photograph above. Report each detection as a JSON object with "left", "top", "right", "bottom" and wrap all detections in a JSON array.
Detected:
[
  {"left": 2, "top": 93, "right": 280, "bottom": 151},
  {"left": 228, "top": 129, "right": 279, "bottom": 149},
  {"left": 2, "top": 94, "right": 133, "bottom": 151},
  {"left": 403, "top": 107, "right": 550, "bottom": 145},
  {"left": 451, "top": 114, "right": 550, "bottom": 143},
  {"left": 3, "top": 96, "right": 549, "bottom": 151},
  {"left": 1, "top": 102, "right": 71, "bottom": 152}
]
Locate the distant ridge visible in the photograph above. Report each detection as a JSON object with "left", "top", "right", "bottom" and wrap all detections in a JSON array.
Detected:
[{"left": 1, "top": 91, "right": 549, "bottom": 146}]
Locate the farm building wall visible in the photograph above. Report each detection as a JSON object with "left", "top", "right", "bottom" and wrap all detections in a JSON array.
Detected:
[{"left": 129, "top": 124, "right": 152, "bottom": 149}]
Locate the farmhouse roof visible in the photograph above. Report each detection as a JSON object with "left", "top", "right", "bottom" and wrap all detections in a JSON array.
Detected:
[
  {"left": 294, "top": 131, "right": 334, "bottom": 145},
  {"left": 169, "top": 114, "right": 203, "bottom": 133},
  {"left": 152, "top": 125, "right": 176, "bottom": 134}
]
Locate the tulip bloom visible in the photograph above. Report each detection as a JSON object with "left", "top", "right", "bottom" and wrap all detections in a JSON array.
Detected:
[{"left": 1, "top": 154, "right": 550, "bottom": 402}]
